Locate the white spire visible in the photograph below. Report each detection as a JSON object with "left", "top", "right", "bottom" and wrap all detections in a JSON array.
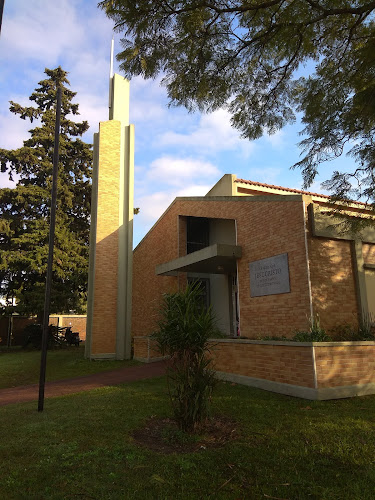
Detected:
[
  {"left": 110, "top": 36, "right": 114, "bottom": 79},
  {"left": 109, "top": 36, "right": 114, "bottom": 111}
]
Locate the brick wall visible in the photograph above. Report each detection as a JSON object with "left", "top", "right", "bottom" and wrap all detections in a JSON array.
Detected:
[
  {"left": 234, "top": 199, "right": 310, "bottom": 337},
  {"left": 210, "top": 340, "right": 316, "bottom": 388},
  {"left": 307, "top": 230, "right": 359, "bottom": 330},
  {"left": 133, "top": 336, "right": 375, "bottom": 399},
  {"left": 60, "top": 316, "right": 87, "bottom": 340},
  {"left": 132, "top": 208, "right": 180, "bottom": 338},
  {"left": 133, "top": 337, "right": 149, "bottom": 358},
  {"left": 132, "top": 197, "right": 312, "bottom": 339},
  {"left": 363, "top": 243, "right": 375, "bottom": 265},
  {"left": 133, "top": 336, "right": 162, "bottom": 360},
  {"left": 315, "top": 344, "right": 375, "bottom": 388}
]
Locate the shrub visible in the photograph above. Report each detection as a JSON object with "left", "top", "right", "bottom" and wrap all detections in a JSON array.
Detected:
[
  {"left": 293, "top": 315, "right": 331, "bottom": 342},
  {"left": 22, "top": 324, "right": 61, "bottom": 349},
  {"left": 152, "top": 283, "right": 220, "bottom": 432},
  {"left": 329, "top": 323, "right": 356, "bottom": 341},
  {"left": 260, "top": 335, "right": 289, "bottom": 341},
  {"left": 358, "top": 313, "right": 375, "bottom": 340},
  {"left": 330, "top": 313, "right": 375, "bottom": 341}
]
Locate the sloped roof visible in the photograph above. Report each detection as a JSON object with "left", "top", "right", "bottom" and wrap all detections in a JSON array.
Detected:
[{"left": 235, "top": 178, "right": 368, "bottom": 206}]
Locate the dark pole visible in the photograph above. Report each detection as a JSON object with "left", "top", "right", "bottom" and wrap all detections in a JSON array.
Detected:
[
  {"left": 0, "top": 0, "right": 5, "bottom": 36},
  {"left": 38, "top": 86, "right": 62, "bottom": 412}
]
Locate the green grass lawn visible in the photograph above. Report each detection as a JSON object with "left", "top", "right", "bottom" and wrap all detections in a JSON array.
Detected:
[
  {"left": 1, "top": 377, "right": 375, "bottom": 499},
  {"left": 0, "top": 346, "right": 138, "bottom": 389}
]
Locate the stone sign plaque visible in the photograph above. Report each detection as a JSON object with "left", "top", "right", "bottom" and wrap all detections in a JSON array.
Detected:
[{"left": 249, "top": 253, "right": 290, "bottom": 297}]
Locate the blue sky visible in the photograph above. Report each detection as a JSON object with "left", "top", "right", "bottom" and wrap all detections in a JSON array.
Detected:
[{"left": 0, "top": 0, "right": 355, "bottom": 246}]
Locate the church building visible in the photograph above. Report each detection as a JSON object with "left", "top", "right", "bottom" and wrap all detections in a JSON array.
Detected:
[{"left": 132, "top": 174, "right": 375, "bottom": 342}]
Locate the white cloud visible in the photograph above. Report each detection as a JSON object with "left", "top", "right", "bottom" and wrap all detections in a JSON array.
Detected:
[
  {"left": 247, "top": 167, "right": 283, "bottom": 185},
  {"left": 157, "top": 109, "right": 255, "bottom": 157},
  {"left": 265, "top": 129, "right": 285, "bottom": 148},
  {"left": 176, "top": 184, "right": 212, "bottom": 197},
  {"left": 0, "top": 174, "right": 19, "bottom": 189},
  {"left": 70, "top": 92, "right": 108, "bottom": 138},
  {"left": 135, "top": 183, "right": 212, "bottom": 225},
  {"left": 305, "top": 181, "right": 331, "bottom": 195},
  {"left": 134, "top": 155, "right": 220, "bottom": 232},
  {"left": 0, "top": 111, "right": 32, "bottom": 149},
  {"left": 130, "top": 77, "right": 173, "bottom": 124},
  {"left": 2, "top": 1, "right": 84, "bottom": 64},
  {"left": 148, "top": 156, "right": 220, "bottom": 186},
  {"left": 131, "top": 101, "right": 167, "bottom": 123},
  {"left": 135, "top": 191, "right": 172, "bottom": 223}
]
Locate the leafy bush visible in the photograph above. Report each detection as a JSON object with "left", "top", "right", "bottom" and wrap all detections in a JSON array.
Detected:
[
  {"left": 22, "top": 324, "right": 61, "bottom": 349},
  {"left": 329, "top": 313, "right": 375, "bottom": 341},
  {"left": 293, "top": 315, "right": 331, "bottom": 342},
  {"left": 260, "top": 335, "right": 289, "bottom": 341},
  {"left": 358, "top": 313, "right": 375, "bottom": 340},
  {"left": 152, "top": 283, "right": 220, "bottom": 432}
]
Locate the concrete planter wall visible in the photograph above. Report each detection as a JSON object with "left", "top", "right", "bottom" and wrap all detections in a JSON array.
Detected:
[{"left": 133, "top": 336, "right": 375, "bottom": 400}]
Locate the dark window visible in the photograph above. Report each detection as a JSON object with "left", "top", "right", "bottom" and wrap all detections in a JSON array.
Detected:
[{"left": 186, "top": 217, "right": 209, "bottom": 254}]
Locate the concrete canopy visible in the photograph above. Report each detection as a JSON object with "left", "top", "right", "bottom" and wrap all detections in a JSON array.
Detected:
[{"left": 155, "top": 243, "right": 242, "bottom": 276}]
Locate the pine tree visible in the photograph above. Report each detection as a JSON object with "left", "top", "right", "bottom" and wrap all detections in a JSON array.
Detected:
[{"left": 0, "top": 67, "right": 92, "bottom": 317}]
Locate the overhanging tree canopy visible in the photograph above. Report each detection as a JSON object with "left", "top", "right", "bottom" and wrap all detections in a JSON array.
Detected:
[
  {"left": 100, "top": 0, "right": 375, "bottom": 205},
  {"left": 0, "top": 67, "right": 92, "bottom": 316}
]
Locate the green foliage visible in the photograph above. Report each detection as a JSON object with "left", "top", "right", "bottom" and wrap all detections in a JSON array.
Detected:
[
  {"left": 293, "top": 314, "right": 331, "bottom": 342},
  {"left": 358, "top": 312, "right": 375, "bottom": 340},
  {"left": 293, "top": 329, "right": 331, "bottom": 343},
  {"left": 0, "top": 347, "right": 138, "bottom": 389},
  {"left": 160, "top": 422, "right": 198, "bottom": 446},
  {"left": 0, "top": 67, "right": 92, "bottom": 315},
  {"left": 100, "top": 0, "right": 375, "bottom": 210},
  {"left": 153, "top": 284, "right": 220, "bottom": 356},
  {"left": 329, "top": 313, "right": 375, "bottom": 341},
  {"left": 152, "top": 283, "right": 220, "bottom": 432},
  {"left": 2, "top": 379, "right": 375, "bottom": 498},
  {"left": 22, "top": 323, "right": 61, "bottom": 350},
  {"left": 260, "top": 335, "right": 289, "bottom": 341}
]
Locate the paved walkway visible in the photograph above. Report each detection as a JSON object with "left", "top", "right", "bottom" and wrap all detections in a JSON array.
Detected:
[{"left": 0, "top": 361, "right": 166, "bottom": 407}]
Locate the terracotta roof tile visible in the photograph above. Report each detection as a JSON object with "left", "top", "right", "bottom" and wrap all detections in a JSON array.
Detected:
[{"left": 234, "top": 178, "right": 367, "bottom": 206}]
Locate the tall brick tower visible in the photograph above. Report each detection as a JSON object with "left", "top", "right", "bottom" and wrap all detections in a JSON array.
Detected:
[{"left": 85, "top": 71, "right": 134, "bottom": 360}]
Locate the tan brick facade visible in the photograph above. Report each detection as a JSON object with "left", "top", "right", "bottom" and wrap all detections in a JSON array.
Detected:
[
  {"left": 132, "top": 197, "right": 314, "bottom": 338},
  {"left": 133, "top": 336, "right": 375, "bottom": 399},
  {"left": 315, "top": 344, "right": 375, "bottom": 388},
  {"left": 132, "top": 210, "right": 180, "bottom": 338},
  {"left": 133, "top": 336, "right": 163, "bottom": 361},
  {"left": 91, "top": 121, "right": 121, "bottom": 355},
  {"left": 363, "top": 243, "right": 375, "bottom": 265},
  {"left": 60, "top": 316, "right": 87, "bottom": 340},
  {"left": 128, "top": 174, "right": 375, "bottom": 400},
  {"left": 209, "top": 340, "right": 315, "bottom": 388},
  {"left": 307, "top": 236, "right": 359, "bottom": 329}
]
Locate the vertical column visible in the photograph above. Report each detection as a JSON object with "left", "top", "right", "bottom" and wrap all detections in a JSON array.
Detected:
[
  {"left": 116, "top": 124, "right": 134, "bottom": 359},
  {"left": 90, "top": 121, "right": 122, "bottom": 357},
  {"left": 352, "top": 239, "right": 369, "bottom": 322},
  {"left": 85, "top": 133, "right": 99, "bottom": 358},
  {"left": 86, "top": 74, "right": 134, "bottom": 360}
]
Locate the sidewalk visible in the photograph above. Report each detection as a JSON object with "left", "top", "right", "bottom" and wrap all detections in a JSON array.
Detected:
[{"left": 0, "top": 361, "right": 166, "bottom": 407}]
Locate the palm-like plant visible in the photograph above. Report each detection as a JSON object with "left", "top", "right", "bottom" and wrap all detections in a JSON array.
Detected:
[{"left": 152, "top": 283, "right": 220, "bottom": 432}]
